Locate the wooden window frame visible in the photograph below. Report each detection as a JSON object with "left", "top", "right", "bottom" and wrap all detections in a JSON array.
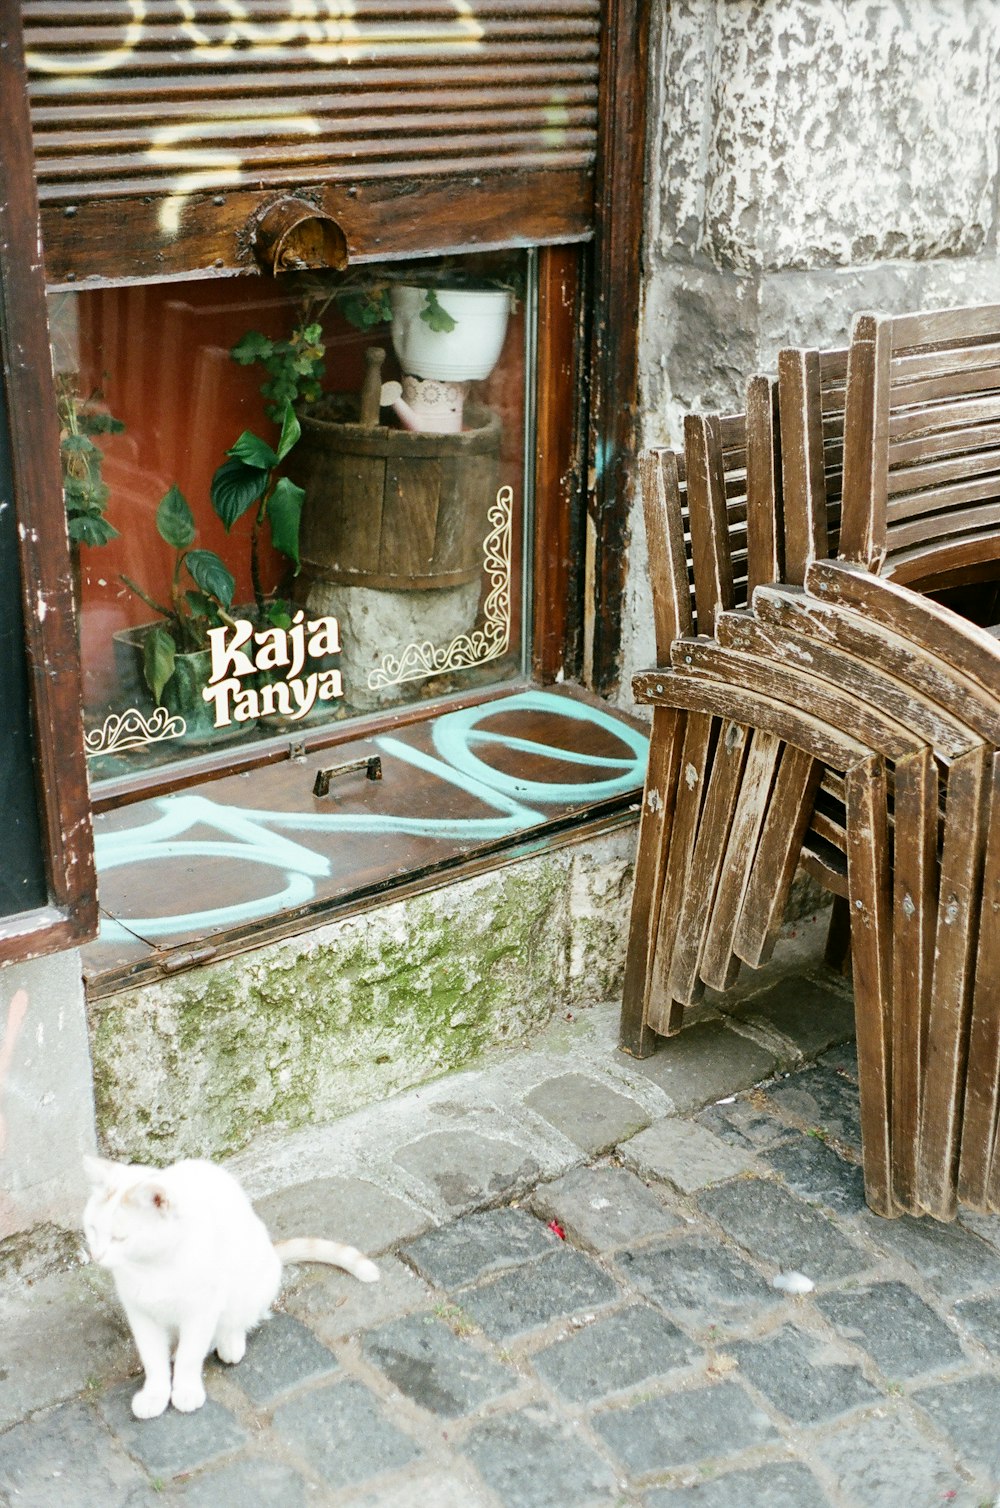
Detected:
[
  {"left": 0, "top": 2, "right": 98, "bottom": 964},
  {"left": 0, "top": 0, "right": 647, "bottom": 896}
]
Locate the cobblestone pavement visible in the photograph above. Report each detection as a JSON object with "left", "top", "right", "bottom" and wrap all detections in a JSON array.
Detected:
[{"left": 4, "top": 944, "right": 1000, "bottom": 1507}]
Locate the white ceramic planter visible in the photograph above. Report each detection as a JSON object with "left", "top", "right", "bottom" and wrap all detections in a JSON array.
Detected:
[{"left": 390, "top": 285, "right": 512, "bottom": 382}]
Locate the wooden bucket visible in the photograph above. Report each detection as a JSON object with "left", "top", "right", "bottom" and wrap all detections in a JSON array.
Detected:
[{"left": 291, "top": 400, "right": 502, "bottom": 591}]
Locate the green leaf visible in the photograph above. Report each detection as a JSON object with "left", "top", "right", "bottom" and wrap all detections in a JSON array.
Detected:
[
  {"left": 155, "top": 485, "right": 196, "bottom": 550},
  {"left": 184, "top": 589, "right": 215, "bottom": 618},
  {"left": 420, "top": 289, "right": 457, "bottom": 333},
  {"left": 143, "top": 625, "right": 176, "bottom": 702},
  {"left": 210, "top": 456, "right": 265, "bottom": 530},
  {"left": 62, "top": 432, "right": 100, "bottom": 458},
  {"left": 68, "top": 515, "right": 119, "bottom": 546},
  {"left": 275, "top": 402, "right": 301, "bottom": 462},
  {"left": 231, "top": 331, "right": 274, "bottom": 365},
  {"left": 185, "top": 549, "right": 235, "bottom": 610},
  {"left": 227, "top": 430, "right": 278, "bottom": 471},
  {"left": 266, "top": 476, "right": 304, "bottom": 568},
  {"left": 267, "top": 598, "right": 293, "bottom": 629}
]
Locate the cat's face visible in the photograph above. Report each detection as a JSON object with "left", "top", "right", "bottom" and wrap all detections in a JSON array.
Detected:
[{"left": 82, "top": 1156, "right": 177, "bottom": 1269}]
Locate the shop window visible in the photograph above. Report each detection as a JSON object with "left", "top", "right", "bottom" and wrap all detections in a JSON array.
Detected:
[
  {"left": 57, "top": 250, "right": 534, "bottom": 791},
  {"left": 4, "top": 0, "right": 648, "bottom": 979}
]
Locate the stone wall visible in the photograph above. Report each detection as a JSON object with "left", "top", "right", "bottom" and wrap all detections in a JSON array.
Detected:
[{"left": 621, "top": 0, "right": 1000, "bottom": 694}]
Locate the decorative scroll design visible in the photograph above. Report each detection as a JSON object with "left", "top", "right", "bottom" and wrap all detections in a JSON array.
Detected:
[
  {"left": 84, "top": 706, "right": 186, "bottom": 758},
  {"left": 367, "top": 485, "right": 513, "bottom": 691}
]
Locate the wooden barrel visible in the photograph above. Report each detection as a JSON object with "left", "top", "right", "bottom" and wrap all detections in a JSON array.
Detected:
[{"left": 290, "top": 400, "right": 502, "bottom": 591}]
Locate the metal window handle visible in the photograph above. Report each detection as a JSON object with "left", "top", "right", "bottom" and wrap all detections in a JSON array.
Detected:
[{"left": 312, "top": 756, "right": 382, "bottom": 798}]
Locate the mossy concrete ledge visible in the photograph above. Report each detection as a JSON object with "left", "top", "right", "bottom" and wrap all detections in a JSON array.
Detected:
[{"left": 89, "top": 828, "right": 638, "bottom": 1163}]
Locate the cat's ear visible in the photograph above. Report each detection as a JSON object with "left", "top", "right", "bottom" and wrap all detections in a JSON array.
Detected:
[
  {"left": 132, "top": 1181, "right": 173, "bottom": 1217},
  {"left": 83, "top": 1154, "right": 123, "bottom": 1188}
]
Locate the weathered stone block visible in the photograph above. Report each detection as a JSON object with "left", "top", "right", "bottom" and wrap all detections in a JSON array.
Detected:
[
  {"left": 699, "top": 1178, "right": 867, "bottom": 1282},
  {"left": 913, "top": 1374, "right": 1000, "bottom": 1479},
  {"left": 97, "top": 1384, "right": 247, "bottom": 1478},
  {"left": 531, "top": 1302, "right": 697, "bottom": 1402},
  {"left": 456, "top": 1248, "right": 620, "bottom": 1340},
  {"left": 362, "top": 1314, "right": 518, "bottom": 1417},
  {"left": 593, "top": 1380, "right": 777, "bottom": 1474},
  {"left": 270, "top": 1380, "right": 419, "bottom": 1491},
  {"left": 816, "top": 1282, "right": 966, "bottom": 1380},
  {"left": 464, "top": 1405, "right": 616, "bottom": 1508},
  {"left": 401, "top": 1206, "right": 558, "bottom": 1290},
  {"left": 530, "top": 1164, "right": 681, "bottom": 1253},
  {"left": 621, "top": 1118, "right": 759, "bottom": 1193},
  {"left": 730, "top": 1324, "right": 880, "bottom": 1424},
  {"left": 855, "top": 1210, "right": 1000, "bottom": 1299},
  {"left": 523, "top": 1071, "right": 650, "bottom": 1154},
  {"left": 230, "top": 1312, "right": 338, "bottom": 1406},
  {"left": 0, "top": 1401, "right": 145, "bottom": 1508},
  {"left": 644, "top": 1461, "right": 833, "bottom": 1507},
  {"left": 615, "top": 1237, "right": 780, "bottom": 1331},
  {"left": 813, "top": 1409, "right": 973, "bottom": 1508},
  {"left": 256, "top": 1174, "right": 431, "bottom": 1256},
  {"left": 631, "top": 1021, "right": 777, "bottom": 1113}
]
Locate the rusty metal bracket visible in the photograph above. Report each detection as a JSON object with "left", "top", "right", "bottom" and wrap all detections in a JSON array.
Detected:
[{"left": 312, "top": 756, "right": 382, "bottom": 798}]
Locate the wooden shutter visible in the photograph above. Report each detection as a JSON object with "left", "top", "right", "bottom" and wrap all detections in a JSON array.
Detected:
[{"left": 21, "top": 0, "right": 601, "bottom": 285}]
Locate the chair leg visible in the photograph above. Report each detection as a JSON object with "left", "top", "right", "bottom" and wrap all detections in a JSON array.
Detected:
[
  {"left": 845, "top": 755, "right": 898, "bottom": 1219},
  {"left": 957, "top": 753, "right": 1000, "bottom": 1209},
  {"left": 619, "top": 707, "right": 683, "bottom": 1058},
  {"left": 917, "top": 745, "right": 990, "bottom": 1221}
]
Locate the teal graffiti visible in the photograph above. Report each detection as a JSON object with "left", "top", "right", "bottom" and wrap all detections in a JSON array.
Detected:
[{"left": 96, "top": 691, "right": 648, "bottom": 940}]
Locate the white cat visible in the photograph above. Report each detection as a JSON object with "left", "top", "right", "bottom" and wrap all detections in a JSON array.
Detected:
[{"left": 82, "top": 1154, "right": 378, "bottom": 1419}]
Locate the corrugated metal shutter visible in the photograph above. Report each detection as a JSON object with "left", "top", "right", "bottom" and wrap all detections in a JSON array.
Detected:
[{"left": 22, "top": 0, "right": 601, "bottom": 286}]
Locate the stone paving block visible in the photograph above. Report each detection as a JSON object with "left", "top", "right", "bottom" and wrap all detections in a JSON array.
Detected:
[
  {"left": 818, "top": 1040, "right": 859, "bottom": 1081},
  {"left": 401, "top": 1206, "right": 558, "bottom": 1289},
  {"left": 98, "top": 1383, "right": 247, "bottom": 1478},
  {"left": 914, "top": 1373, "right": 1000, "bottom": 1478},
  {"left": 362, "top": 1314, "right": 519, "bottom": 1416},
  {"left": 617, "top": 1237, "right": 780, "bottom": 1330},
  {"left": 694, "top": 1097, "right": 796, "bottom": 1152},
  {"left": 157, "top": 1458, "right": 312, "bottom": 1507},
  {"left": 464, "top": 1404, "right": 616, "bottom": 1508},
  {"left": 0, "top": 1400, "right": 145, "bottom": 1508},
  {"left": 621, "top": 1119, "right": 758, "bottom": 1194},
  {"left": 644, "top": 1460, "right": 834, "bottom": 1507},
  {"left": 394, "top": 1130, "right": 543, "bottom": 1214},
  {"left": 699, "top": 1178, "right": 868, "bottom": 1282},
  {"left": 953, "top": 1292, "right": 1000, "bottom": 1352},
  {"left": 531, "top": 1302, "right": 698, "bottom": 1403},
  {"left": 529, "top": 1164, "right": 682, "bottom": 1253},
  {"left": 816, "top": 1281, "right": 966, "bottom": 1380},
  {"left": 729, "top": 1323, "right": 880, "bottom": 1424},
  {"left": 856, "top": 1210, "right": 1000, "bottom": 1299},
  {"left": 764, "top": 1065, "right": 862, "bottom": 1153},
  {"left": 230, "top": 1312, "right": 338, "bottom": 1405},
  {"left": 523, "top": 1071, "right": 651, "bottom": 1153},
  {"left": 593, "top": 1379, "right": 777, "bottom": 1475},
  {"left": 282, "top": 1255, "right": 430, "bottom": 1344},
  {"left": 723, "top": 973, "right": 856, "bottom": 1061},
  {"left": 957, "top": 1207, "right": 1000, "bottom": 1250},
  {"left": 630, "top": 1022, "right": 777, "bottom": 1113},
  {"left": 762, "top": 1133, "right": 867, "bottom": 1216},
  {"left": 270, "top": 1379, "right": 419, "bottom": 1491},
  {"left": 813, "top": 1409, "right": 976, "bottom": 1508},
  {"left": 257, "top": 1174, "right": 431, "bottom": 1255},
  {"left": 347, "top": 1465, "right": 500, "bottom": 1508},
  {"left": 0, "top": 1267, "right": 134, "bottom": 1429},
  {"left": 456, "top": 1248, "right": 620, "bottom": 1340}
]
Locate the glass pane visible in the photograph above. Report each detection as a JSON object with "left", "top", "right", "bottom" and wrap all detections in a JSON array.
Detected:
[{"left": 53, "top": 250, "right": 531, "bottom": 786}]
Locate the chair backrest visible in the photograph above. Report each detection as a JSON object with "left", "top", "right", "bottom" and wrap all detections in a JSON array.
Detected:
[{"left": 838, "top": 303, "right": 1000, "bottom": 587}]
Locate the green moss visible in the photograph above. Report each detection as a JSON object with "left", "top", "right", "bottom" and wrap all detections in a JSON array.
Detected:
[{"left": 90, "top": 853, "right": 616, "bottom": 1161}]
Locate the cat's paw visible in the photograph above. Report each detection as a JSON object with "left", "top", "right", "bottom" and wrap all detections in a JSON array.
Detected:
[
  {"left": 170, "top": 1377, "right": 207, "bottom": 1413},
  {"left": 215, "top": 1330, "right": 246, "bottom": 1365},
  {"left": 131, "top": 1384, "right": 170, "bottom": 1420}
]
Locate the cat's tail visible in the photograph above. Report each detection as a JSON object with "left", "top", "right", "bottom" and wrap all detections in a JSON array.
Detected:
[{"left": 273, "top": 1237, "right": 379, "bottom": 1283}]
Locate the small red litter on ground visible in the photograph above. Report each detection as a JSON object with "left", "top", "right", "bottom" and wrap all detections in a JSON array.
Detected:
[{"left": 547, "top": 1220, "right": 566, "bottom": 1240}]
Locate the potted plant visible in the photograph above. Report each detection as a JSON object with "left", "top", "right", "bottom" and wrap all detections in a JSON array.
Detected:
[{"left": 117, "top": 403, "right": 305, "bottom": 742}]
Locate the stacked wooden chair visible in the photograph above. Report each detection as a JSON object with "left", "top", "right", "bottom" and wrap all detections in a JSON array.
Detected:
[{"left": 621, "top": 303, "right": 1000, "bottom": 1221}]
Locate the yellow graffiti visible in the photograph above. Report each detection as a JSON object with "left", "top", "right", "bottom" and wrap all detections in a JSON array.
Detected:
[
  {"left": 27, "top": 0, "right": 146, "bottom": 75},
  {"left": 150, "top": 116, "right": 322, "bottom": 234},
  {"left": 27, "top": 0, "right": 487, "bottom": 236}
]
